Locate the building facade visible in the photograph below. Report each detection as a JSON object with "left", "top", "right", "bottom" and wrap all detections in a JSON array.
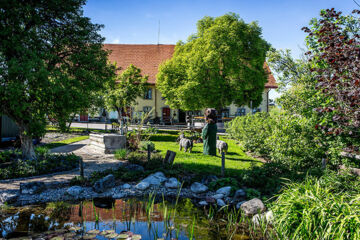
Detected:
[{"left": 80, "top": 44, "right": 277, "bottom": 123}]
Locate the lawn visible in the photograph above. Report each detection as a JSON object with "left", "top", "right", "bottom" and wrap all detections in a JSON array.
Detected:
[
  {"left": 152, "top": 135, "right": 262, "bottom": 177},
  {"left": 43, "top": 135, "right": 89, "bottom": 149}
]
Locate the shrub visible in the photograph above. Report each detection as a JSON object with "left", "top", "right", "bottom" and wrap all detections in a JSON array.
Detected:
[
  {"left": 245, "top": 188, "right": 261, "bottom": 199},
  {"left": 226, "top": 111, "right": 329, "bottom": 170},
  {"left": 272, "top": 171, "right": 360, "bottom": 239},
  {"left": 226, "top": 112, "right": 274, "bottom": 156},
  {"left": 0, "top": 152, "right": 80, "bottom": 180},
  {"left": 127, "top": 151, "right": 147, "bottom": 165},
  {"left": 148, "top": 134, "right": 178, "bottom": 142},
  {"left": 139, "top": 141, "right": 155, "bottom": 152},
  {"left": 35, "top": 146, "right": 49, "bottom": 156},
  {"left": 114, "top": 149, "right": 128, "bottom": 160}
]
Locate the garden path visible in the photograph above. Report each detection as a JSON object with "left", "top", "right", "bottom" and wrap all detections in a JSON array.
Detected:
[{"left": 0, "top": 139, "right": 121, "bottom": 192}]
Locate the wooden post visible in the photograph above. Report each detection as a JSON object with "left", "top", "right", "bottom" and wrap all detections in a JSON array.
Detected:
[
  {"left": 79, "top": 157, "right": 84, "bottom": 178},
  {"left": 221, "top": 152, "right": 225, "bottom": 177},
  {"left": 147, "top": 144, "right": 151, "bottom": 162},
  {"left": 164, "top": 150, "right": 176, "bottom": 165}
]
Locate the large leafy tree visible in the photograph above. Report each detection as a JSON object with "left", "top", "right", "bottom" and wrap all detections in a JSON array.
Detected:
[
  {"left": 303, "top": 9, "right": 360, "bottom": 154},
  {"left": 104, "top": 64, "right": 148, "bottom": 126},
  {"left": 157, "top": 13, "right": 270, "bottom": 111},
  {"left": 0, "top": 0, "right": 115, "bottom": 159}
]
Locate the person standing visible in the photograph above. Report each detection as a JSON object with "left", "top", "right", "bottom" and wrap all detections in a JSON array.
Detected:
[{"left": 202, "top": 108, "right": 217, "bottom": 156}]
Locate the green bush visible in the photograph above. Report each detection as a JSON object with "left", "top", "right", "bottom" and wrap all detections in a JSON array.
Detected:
[
  {"left": 226, "top": 112, "right": 274, "bottom": 156},
  {"left": 127, "top": 151, "right": 147, "bottom": 165},
  {"left": 114, "top": 149, "right": 128, "bottom": 160},
  {"left": 148, "top": 134, "right": 178, "bottom": 142},
  {"left": 226, "top": 111, "right": 328, "bottom": 170},
  {"left": 272, "top": 171, "right": 360, "bottom": 239},
  {"left": 139, "top": 141, "right": 155, "bottom": 152},
  {"left": 0, "top": 152, "right": 80, "bottom": 180}
]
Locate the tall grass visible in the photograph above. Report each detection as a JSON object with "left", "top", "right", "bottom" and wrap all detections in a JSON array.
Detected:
[{"left": 271, "top": 171, "right": 360, "bottom": 239}]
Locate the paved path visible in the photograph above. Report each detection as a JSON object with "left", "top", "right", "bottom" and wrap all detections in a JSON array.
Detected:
[{"left": 0, "top": 139, "right": 121, "bottom": 192}]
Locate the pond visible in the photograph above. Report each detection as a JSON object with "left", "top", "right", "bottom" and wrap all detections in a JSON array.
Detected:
[{"left": 0, "top": 197, "right": 252, "bottom": 240}]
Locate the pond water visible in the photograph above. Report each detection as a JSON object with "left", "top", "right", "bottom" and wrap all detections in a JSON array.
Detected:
[{"left": 0, "top": 197, "right": 250, "bottom": 240}]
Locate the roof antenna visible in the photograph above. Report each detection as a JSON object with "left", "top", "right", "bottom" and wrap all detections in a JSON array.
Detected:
[{"left": 157, "top": 20, "right": 160, "bottom": 45}]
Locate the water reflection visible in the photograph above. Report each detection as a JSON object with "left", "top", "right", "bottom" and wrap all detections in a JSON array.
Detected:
[{"left": 0, "top": 198, "right": 218, "bottom": 239}]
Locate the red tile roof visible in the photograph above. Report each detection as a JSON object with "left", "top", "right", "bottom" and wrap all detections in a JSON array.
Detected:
[{"left": 104, "top": 44, "right": 277, "bottom": 88}]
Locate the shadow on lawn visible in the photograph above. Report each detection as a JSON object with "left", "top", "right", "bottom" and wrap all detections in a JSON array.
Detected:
[{"left": 172, "top": 160, "right": 324, "bottom": 197}]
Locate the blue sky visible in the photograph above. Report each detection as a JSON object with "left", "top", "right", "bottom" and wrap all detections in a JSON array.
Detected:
[{"left": 83, "top": 0, "right": 358, "bottom": 99}]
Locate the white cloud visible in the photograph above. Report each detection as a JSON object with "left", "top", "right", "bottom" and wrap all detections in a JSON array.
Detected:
[{"left": 112, "top": 39, "right": 120, "bottom": 44}]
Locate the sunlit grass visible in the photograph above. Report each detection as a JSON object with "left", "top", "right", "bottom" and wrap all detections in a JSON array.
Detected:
[
  {"left": 44, "top": 135, "right": 89, "bottom": 149},
  {"left": 153, "top": 136, "right": 262, "bottom": 177}
]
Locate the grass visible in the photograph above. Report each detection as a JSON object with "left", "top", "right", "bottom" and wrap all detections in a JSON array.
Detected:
[
  {"left": 46, "top": 125, "right": 109, "bottom": 133},
  {"left": 43, "top": 135, "right": 89, "bottom": 149},
  {"left": 153, "top": 136, "right": 262, "bottom": 177}
]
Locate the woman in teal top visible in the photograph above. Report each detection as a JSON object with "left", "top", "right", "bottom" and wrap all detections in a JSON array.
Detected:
[{"left": 202, "top": 109, "right": 218, "bottom": 156}]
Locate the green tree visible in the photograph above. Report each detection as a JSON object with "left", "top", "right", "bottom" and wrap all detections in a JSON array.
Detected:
[
  {"left": 0, "top": 0, "right": 115, "bottom": 159},
  {"left": 157, "top": 13, "right": 270, "bottom": 111},
  {"left": 104, "top": 64, "right": 148, "bottom": 129}
]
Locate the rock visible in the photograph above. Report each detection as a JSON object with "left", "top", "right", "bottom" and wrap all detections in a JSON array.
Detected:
[
  {"left": 122, "top": 183, "right": 131, "bottom": 189},
  {"left": 198, "top": 201, "right": 208, "bottom": 206},
  {"left": 233, "top": 189, "right": 246, "bottom": 200},
  {"left": 135, "top": 181, "right": 150, "bottom": 190},
  {"left": 190, "top": 182, "right": 208, "bottom": 193},
  {"left": 165, "top": 178, "right": 180, "bottom": 189},
  {"left": 212, "top": 194, "right": 224, "bottom": 199},
  {"left": 0, "top": 192, "right": 18, "bottom": 204},
  {"left": 236, "top": 201, "right": 246, "bottom": 209},
  {"left": 216, "top": 186, "right": 232, "bottom": 197},
  {"left": 141, "top": 172, "right": 167, "bottom": 186},
  {"left": 66, "top": 186, "right": 84, "bottom": 197},
  {"left": 20, "top": 182, "right": 46, "bottom": 195},
  {"left": 201, "top": 175, "right": 218, "bottom": 185},
  {"left": 240, "top": 198, "right": 265, "bottom": 216},
  {"left": 93, "top": 174, "right": 115, "bottom": 193},
  {"left": 205, "top": 196, "right": 216, "bottom": 203},
  {"left": 252, "top": 210, "right": 274, "bottom": 225},
  {"left": 216, "top": 199, "right": 226, "bottom": 207}
]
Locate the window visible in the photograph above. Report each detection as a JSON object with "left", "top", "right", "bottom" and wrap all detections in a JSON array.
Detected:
[
  {"left": 144, "top": 88, "right": 152, "bottom": 99},
  {"left": 236, "top": 108, "right": 246, "bottom": 116}
]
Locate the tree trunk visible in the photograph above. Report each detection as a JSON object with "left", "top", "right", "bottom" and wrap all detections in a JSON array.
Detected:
[
  {"left": 117, "top": 107, "right": 124, "bottom": 134},
  {"left": 19, "top": 125, "right": 36, "bottom": 160}
]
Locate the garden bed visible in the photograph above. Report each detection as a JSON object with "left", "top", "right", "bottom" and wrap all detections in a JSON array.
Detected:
[{"left": 0, "top": 150, "right": 81, "bottom": 180}]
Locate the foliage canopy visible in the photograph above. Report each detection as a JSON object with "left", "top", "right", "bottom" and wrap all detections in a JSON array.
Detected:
[
  {"left": 0, "top": 0, "right": 115, "bottom": 158},
  {"left": 157, "top": 13, "right": 270, "bottom": 111}
]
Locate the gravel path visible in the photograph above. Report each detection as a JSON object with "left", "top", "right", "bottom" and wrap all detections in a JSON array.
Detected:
[{"left": 0, "top": 139, "right": 122, "bottom": 192}]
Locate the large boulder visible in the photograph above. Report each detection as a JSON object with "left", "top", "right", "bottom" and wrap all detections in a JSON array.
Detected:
[
  {"left": 135, "top": 181, "right": 150, "bottom": 190},
  {"left": 233, "top": 189, "right": 246, "bottom": 200},
  {"left": 122, "top": 183, "right": 131, "bottom": 189},
  {"left": 190, "top": 182, "right": 208, "bottom": 193},
  {"left": 212, "top": 194, "right": 224, "bottom": 200},
  {"left": 165, "top": 178, "right": 180, "bottom": 189},
  {"left": 141, "top": 172, "right": 167, "bottom": 186},
  {"left": 216, "top": 186, "right": 232, "bottom": 197},
  {"left": 20, "top": 182, "right": 46, "bottom": 195},
  {"left": 66, "top": 186, "right": 84, "bottom": 197},
  {"left": 93, "top": 174, "right": 115, "bottom": 193},
  {"left": 240, "top": 198, "right": 265, "bottom": 216},
  {"left": 216, "top": 199, "right": 226, "bottom": 207},
  {"left": 0, "top": 192, "right": 18, "bottom": 204}
]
